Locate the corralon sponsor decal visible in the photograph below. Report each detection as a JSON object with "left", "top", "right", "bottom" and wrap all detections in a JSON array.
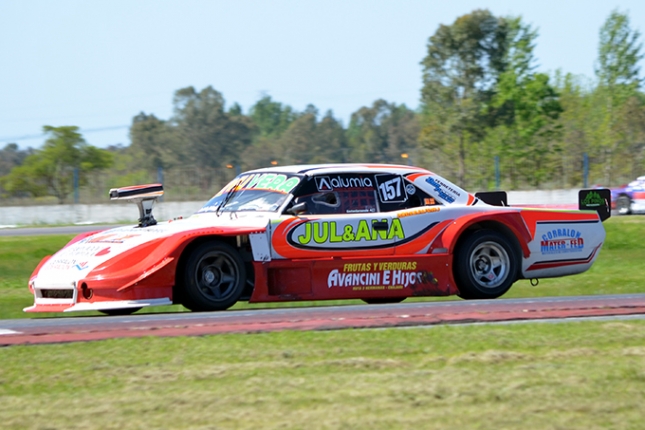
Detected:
[
  {"left": 540, "top": 228, "right": 584, "bottom": 254},
  {"left": 294, "top": 219, "right": 404, "bottom": 245},
  {"left": 327, "top": 261, "right": 439, "bottom": 290}
]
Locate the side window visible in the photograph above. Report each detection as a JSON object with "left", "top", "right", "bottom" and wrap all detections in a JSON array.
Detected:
[{"left": 290, "top": 174, "right": 378, "bottom": 215}]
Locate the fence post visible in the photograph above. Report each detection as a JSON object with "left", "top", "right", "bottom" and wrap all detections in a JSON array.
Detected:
[
  {"left": 583, "top": 153, "right": 589, "bottom": 188},
  {"left": 495, "top": 156, "right": 500, "bottom": 190}
]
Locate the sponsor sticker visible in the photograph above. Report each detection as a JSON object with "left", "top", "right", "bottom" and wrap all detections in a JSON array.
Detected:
[
  {"left": 217, "top": 173, "right": 300, "bottom": 196},
  {"left": 398, "top": 206, "right": 440, "bottom": 218},
  {"left": 315, "top": 176, "right": 373, "bottom": 191},
  {"left": 425, "top": 177, "right": 460, "bottom": 203},
  {"left": 540, "top": 228, "right": 584, "bottom": 254},
  {"left": 81, "top": 233, "right": 141, "bottom": 244},
  {"left": 73, "top": 262, "right": 90, "bottom": 271},
  {"left": 47, "top": 258, "right": 89, "bottom": 271},
  {"left": 326, "top": 261, "right": 439, "bottom": 290},
  {"left": 293, "top": 219, "right": 405, "bottom": 245},
  {"left": 581, "top": 191, "right": 604, "bottom": 207}
]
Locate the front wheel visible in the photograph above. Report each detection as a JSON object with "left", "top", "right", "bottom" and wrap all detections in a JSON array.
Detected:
[
  {"left": 181, "top": 241, "right": 246, "bottom": 312},
  {"left": 616, "top": 195, "right": 632, "bottom": 215},
  {"left": 454, "top": 230, "right": 518, "bottom": 300}
]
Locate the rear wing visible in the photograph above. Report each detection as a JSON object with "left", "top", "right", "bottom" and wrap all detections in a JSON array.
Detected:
[
  {"left": 579, "top": 189, "right": 611, "bottom": 222},
  {"left": 475, "top": 188, "right": 611, "bottom": 222},
  {"left": 109, "top": 184, "right": 164, "bottom": 227}
]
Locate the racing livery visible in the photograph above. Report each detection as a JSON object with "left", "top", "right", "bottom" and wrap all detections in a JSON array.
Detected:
[{"left": 26, "top": 164, "right": 611, "bottom": 314}]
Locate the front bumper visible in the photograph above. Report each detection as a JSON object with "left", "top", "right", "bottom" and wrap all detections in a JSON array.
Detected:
[
  {"left": 25, "top": 278, "right": 172, "bottom": 313},
  {"left": 24, "top": 298, "right": 173, "bottom": 313}
]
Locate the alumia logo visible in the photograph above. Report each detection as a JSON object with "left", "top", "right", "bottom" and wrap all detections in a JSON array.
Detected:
[{"left": 316, "top": 176, "right": 373, "bottom": 191}]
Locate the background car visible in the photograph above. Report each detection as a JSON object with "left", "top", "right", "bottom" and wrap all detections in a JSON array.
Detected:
[
  {"left": 611, "top": 176, "right": 645, "bottom": 215},
  {"left": 26, "top": 164, "right": 610, "bottom": 315}
]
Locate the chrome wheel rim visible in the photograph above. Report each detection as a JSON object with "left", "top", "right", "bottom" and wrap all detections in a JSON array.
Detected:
[{"left": 469, "top": 241, "right": 510, "bottom": 289}]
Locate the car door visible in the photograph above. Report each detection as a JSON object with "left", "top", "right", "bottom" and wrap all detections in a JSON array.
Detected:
[{"left": 269, "top": 173, "right": 397, "bottom": 259}]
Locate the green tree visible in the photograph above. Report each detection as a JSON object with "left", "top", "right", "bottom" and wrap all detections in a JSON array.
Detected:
[
  {"left": 277, "top": 108, "right": 318, "bottom": 164},
  {"left": 346, "top": 100, "right": 420, "bottom": 164},
  {"left": 551, "top": 72, "right": 595, "bottom": 187},
  {"left": 315, "top": 110, "right": 348, "bottom": 163},
  {"left": 596, "top": 9, "right": 643, "bottom": 90},
  {"left": 489, "top": 17, "right": 562, "bottom": 188},
  {"left": 172, "top": 86, "right": 254, "bottom": 190},
  {"left": 593, "top": 9, "right": 644, "bottom": 184},
  {"left": 249, "top": 95, "right": 297, "bottom": 139},
  {"left": 1, "top": 126, "right": 113, "bottom": 203},
  {"left": 0, "top": 143, "right": 31, "bottom": 177},
  {"left": 129, "top": 112, "right": 180, "bottom": 170},
  {"left": 420, "top": 9, "right": 508, "bottom": 185}
]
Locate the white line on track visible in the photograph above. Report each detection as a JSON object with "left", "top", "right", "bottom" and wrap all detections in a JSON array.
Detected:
[{"left": 0, "top": 329, "right": 20, "bottom": 335}]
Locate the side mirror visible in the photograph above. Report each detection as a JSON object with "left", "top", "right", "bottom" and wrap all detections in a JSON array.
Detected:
[{"left": 286, "top": 201, "right": 308, "bottom": 215}]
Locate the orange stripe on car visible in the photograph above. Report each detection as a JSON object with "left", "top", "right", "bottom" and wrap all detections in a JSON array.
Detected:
[{"left": 394, "top": 219, "right": 454, "bottom": 255}]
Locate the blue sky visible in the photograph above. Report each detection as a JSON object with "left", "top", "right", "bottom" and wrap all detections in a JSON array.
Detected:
[{"left": 1, "top": 0, "right": 644, "bottom": 150}]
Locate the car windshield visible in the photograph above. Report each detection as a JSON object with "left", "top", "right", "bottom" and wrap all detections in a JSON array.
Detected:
[{"left": 197, "top": 172, "right": 303, "bottom": 214}]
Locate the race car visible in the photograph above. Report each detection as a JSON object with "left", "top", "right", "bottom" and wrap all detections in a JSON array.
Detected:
[
  {"left": 611, "top": 176, "right": 645, "bottom": 215},
  {"left": 25, "top": 163, "right": 611, "bottom": 315}
]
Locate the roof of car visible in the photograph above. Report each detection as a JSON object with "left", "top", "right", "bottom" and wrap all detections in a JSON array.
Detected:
[{"left": 245, "top": 163, "right": 431, "bottom": 176}]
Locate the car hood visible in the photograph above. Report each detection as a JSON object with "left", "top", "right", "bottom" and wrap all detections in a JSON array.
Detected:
[{"left": 33, "top": 211, "right": 273, "bottom": 287}]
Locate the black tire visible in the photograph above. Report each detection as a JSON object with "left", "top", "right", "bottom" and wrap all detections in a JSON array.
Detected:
[
  {"left": 454, "top": 230, "right": 518, "bottom": 300},
  {"left": 181, "top": 241, "right": 246, "bottom": 312},
  {"left": 99, "top": 307, "right": 142, "bottom": 316},
  {"left": 616, "top": 195, "right": 632, "bottom": 215},
  {"left": 362, "top": 298, "right": 406, "bottom": 305}
]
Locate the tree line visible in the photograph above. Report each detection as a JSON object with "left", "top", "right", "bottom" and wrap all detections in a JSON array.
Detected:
[{"left": 1, "top": 8, "right": 643, "bottom": 204}]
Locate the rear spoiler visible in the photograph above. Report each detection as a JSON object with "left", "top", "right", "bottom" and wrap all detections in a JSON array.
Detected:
[
  {"left": 109, "top": 184, "right": 164, "bottom": 227},
  {"left": 579, "top": 189, "right": 611, "bottom": 222},
  {"left": 474, "top": 191, "right": 507, "bottom": 207},
  {"left": 475, "top": 188, "right": 611, "bottom": 222}
]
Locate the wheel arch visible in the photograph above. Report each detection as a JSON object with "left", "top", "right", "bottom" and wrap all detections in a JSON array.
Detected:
[
  {"left": 452, "top": 220, "right": 523, "bottom": 271},
  {"left": 172, "top": 235, "right": 242, "bottom": 304},
  {"left": 439, "top": 212, "right": 531, "bottom": 260},
  {"left": 436, "top": 216, "right": 526, "bottom": 298}
]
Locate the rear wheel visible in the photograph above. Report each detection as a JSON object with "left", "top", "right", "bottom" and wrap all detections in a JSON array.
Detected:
[
  {"left": 617, "top": 195, "right": 632, "bottom": 215},
  {"left": 181, "top": 242, "right": 246, "bottom": 312},
  {"left": 454, "top": 230, "right": 518, "bottom": 300}
]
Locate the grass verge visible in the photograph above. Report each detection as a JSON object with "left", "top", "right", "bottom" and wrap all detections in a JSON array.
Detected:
[{"left": 1, "top": 321, "right": 645, "bottom": 429}]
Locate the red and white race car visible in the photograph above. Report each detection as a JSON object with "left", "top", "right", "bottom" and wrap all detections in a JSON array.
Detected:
[{"left": 25, "top": 164, "right": 611, "bottom": 315}]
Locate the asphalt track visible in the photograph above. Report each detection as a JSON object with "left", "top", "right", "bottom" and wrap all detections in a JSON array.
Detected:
[{"left": 2, "top": 294, "right": 645, "bottom": 346}]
